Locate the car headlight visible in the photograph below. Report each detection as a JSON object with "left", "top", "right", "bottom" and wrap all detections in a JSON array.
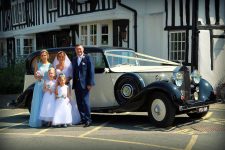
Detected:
[
  {"left": 173, "top": 72, "right": 183, "bottom": 87},
  {"left": 191, "top": 70, "right": 201, "bottom": 84}
]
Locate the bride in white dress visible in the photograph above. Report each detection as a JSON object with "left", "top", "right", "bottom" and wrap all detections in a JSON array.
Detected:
[{"left": 53, "top": 51, "right": 81, "bottom": 125}]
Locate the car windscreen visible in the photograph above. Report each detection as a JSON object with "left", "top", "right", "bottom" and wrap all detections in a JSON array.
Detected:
[
  {"left": 104, "top": 50, "right": 179, "bottom": 68},
  {"left": 105, "top": 50, "right": 138, "bottom": 67}
]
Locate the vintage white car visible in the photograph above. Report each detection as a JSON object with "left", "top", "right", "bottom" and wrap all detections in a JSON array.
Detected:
[{"left": 11, "top": 47, "right": 217, "bottom": 127}]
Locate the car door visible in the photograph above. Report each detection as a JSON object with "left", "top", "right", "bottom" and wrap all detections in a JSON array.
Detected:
[{"left": 88, "top": 52, "right": 119, "bottom": 108}]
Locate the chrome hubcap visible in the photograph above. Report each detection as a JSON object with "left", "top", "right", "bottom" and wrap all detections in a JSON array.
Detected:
[
  {"left": 151, "top": 99, "right": 166, "bottom": 121},
  {"left": 121, "top": 84, "right": 133, "bottom": 98}
]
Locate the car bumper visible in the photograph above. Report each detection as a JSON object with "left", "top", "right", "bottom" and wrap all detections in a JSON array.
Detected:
[{"left": 178, "top": 99, "right": 218, "bottom": 111}]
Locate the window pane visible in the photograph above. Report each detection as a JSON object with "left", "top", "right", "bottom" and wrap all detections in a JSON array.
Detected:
[
  {"left": 171, "top": 33, "right": 175, "bottom": 41},
  {"left": 174, "top": 52, "right": 177, "bottom": 60},
  {"left": 53, "top": 0, "right": 57, "bottom": 8},
  {"left": 101, "top": 35, "right": 108, "bottom": 45},
  {"left": 178, "top": 52, "right": 181, "bottom": 60},
  {"left": 182, "top": 42, "right": 185, "bottom": 50},
  {"left": 17, "top": 39, "right": 20, "bottom": 55},
  {"left": 102, "top": 25, "right": 108, "bottom": 34},
  {"left": 182, "top": 33, "right": 186, "bottom": 41},
  {"left": 169, "top": 31, "right": 186, "bottom": 62},
  {"left": 81, "top": 26, "right": 87, "bottom": 35},
  {"left": 24, "top": 47, "right": 32, "bottom": 55},
  {"left": 178, "top": 33, "right": 181, "bottom": 41},
  {"left": 182, "top": 52, "right": 185, "bottom": 60},
  {"left": 178, "top": 42, "right": 181, "bottom": 51}
]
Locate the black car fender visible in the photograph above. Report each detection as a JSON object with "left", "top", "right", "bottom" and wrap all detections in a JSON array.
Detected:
[
  {"left": 142, "top": 81, "right": 183, "bottom": 107},
  {"left": 114, "top": 73, "right": 145, "bottom": 106},
  {"left": 16, "top": 83, "right": 35, "bottom": 108},
  {"left": 199, "top": 78, "right": 216, "bottom": 102}
]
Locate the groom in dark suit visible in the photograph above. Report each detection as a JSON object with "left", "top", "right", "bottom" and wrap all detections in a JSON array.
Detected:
[{"left": 72, "top": 44, "right": 95, "bottom": 127}]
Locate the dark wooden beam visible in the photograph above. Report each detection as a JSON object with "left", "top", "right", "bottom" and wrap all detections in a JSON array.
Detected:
[
  {"left": 165, "top": 0, "right": 168, "bottom": 27},
  {"left": 185, "top": 0, "right": 190, "bottom": 26},
  {"left": 191, "top": 0, "right": 199, "bottom": 70},
  {"left": 205, "top": 0, "right": 210, "bottom": 25},
  {"left": 46, "top": 0, "right": 49, "bottom": 23},
  {"left": 42, "top": 0, "right": 44, "bottom": 24},
  {"left": 209, "top": 29, "right": 213, "bottom": 70},
  {"left": 179, "top": 0, "right": 183, "bottom": 26},
  {"left": 172, "top": 0, "right": 175, "bottom": 26},
  {"left": 197, "top": 25, "right": 225, "bottom": 30},
  {"left": 215, "top": 0, "right": 220, "bottom": 25},
  {"left": 164, "top": 25, "right": 192, "bottom": 30},
  {"left": 212, "top": 34, "right": 225, "bottom": 38},
  {"left": 185, "top": 29, "right": 189, "bottom": 64},
  {"left": 65, "top": 0, "right": 68, "bottom": 15}
]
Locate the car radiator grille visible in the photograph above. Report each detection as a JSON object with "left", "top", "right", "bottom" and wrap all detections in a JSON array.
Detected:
[{"left": 181, "top": 69, "right": 191, "bottom": 101}]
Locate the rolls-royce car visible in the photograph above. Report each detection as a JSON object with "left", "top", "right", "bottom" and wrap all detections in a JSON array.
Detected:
[{"left": 10, "top": 47, "right": 217, "bottom": 127}]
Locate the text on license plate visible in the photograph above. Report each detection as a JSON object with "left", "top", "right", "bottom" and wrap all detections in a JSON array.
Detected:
[{"left": 197, "top": 107, "right": 208, "bottom": 112}]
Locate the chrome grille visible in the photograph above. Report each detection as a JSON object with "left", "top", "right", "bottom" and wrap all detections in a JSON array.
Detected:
[{"left": 180, "top": 67, "right": 191, "bottom": 100}]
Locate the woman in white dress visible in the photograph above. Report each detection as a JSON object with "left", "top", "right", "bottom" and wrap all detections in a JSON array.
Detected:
[
  {"left": 39, "top": 67, "right": 56, "bottom": 126},
  {"left": 53, "top": 51, "right": 81, "bottom": 125},
  {"left": 53, "top": 73, "right": 72, "bottom": 127}
]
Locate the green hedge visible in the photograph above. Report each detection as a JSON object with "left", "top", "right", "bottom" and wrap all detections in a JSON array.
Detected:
[{"left": 0, "top": 63, "right": 25, "bottom": 94}]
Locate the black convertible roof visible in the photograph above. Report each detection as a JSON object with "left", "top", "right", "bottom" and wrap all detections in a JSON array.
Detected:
[{"left": 25, "top": 46, "right": 134, "bottom": 74}]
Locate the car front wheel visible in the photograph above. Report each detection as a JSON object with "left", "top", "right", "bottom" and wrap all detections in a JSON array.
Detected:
[{"left": 148, "top": 92, "right": 175, "bottom": 128}]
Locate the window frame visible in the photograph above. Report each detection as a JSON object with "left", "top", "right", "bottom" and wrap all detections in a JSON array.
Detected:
[
  {"left": 23, "top": 39, "right": 33, "bottom": 56},
  {"left": 169, "top": 31, "right": 186, "bottom": 62},
  {"left": 48, "top": 0, "right": 57, "bottom": 11},
  {"left": 79, "top": 22, "right": 111, "bottom": 46},
  {"left": 11, "top": 0, "right": 26, "bottom": 25}
]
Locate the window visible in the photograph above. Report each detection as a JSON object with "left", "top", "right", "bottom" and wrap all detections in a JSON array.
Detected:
[
  {"left": 169, "top": 31, "right": 186, "bottom": 62},
  {"left": 89, "top": 52, "right": 106, "bottom": 68},
  {"left": 81, "top": 25, "right": 88, "bottom": 45},
  {"left": 24, "top": 39, "right": 33, "bottom": 55},
  {"left": 90, "top": 24, "right": 97, "bottom": 46},
  {"left": 79, "top": 23, "right": 111, "bottom": 46},
  {"left": 88, "top": 52, "right": 106, "bottom": 73},
  {"left": 16, "top": 39, "right": 20, "bottom": 55},
  {"left": 12, "top": 0, "right": 25, "bottom": 25},
  {"left": 101, "top": 24, "right": 109, "bottom": 45},
  {"left": 106, "top": 50, "right": 138, "bottom": 67},
  {"left": 48, "top": 0, "right": 57, "bottom": 11}
]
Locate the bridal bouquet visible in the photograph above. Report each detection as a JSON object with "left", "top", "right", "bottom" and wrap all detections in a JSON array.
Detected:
[
  {"left": 36, "top": 70, "right": 44, "bottom": 81},
  {"left": 36, "top": 70, "right": 44, "bottom": 77}
]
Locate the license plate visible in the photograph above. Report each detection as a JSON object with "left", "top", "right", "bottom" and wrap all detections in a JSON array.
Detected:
[{"left": 198, "top": 107, "right": 208, "bottom": 112}]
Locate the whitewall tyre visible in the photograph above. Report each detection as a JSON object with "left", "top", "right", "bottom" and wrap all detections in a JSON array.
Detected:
[{"left": 148, "top": 92, "right": 175, "bottom": 128}]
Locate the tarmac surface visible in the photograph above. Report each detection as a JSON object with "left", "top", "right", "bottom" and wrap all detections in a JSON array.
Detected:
[
  {"left": 0, "top": 94, "right": 225, "bottom": 150},
  {"left": 0, "top": 94, "right": 19, "bottom": 108}
]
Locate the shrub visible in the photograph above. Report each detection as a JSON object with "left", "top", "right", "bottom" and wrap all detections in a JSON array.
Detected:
[{"left": 0, "top": 63, "right": 25, "bottom": 94}]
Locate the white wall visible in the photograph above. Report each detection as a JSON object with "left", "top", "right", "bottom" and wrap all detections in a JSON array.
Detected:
[
  {"left": 122, "top": 0, "right": 167, "bottom": 59},
  {"left": 199, "top": 30, "right": 225, "bottom": 88}
]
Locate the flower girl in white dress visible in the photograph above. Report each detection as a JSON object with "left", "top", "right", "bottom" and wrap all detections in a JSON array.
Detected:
[
  {"left": 52, "top": 73, "right": 72, "bottom": 127},
  {"left": 39, "top": 67, "right": 56, "bottom": 127}
]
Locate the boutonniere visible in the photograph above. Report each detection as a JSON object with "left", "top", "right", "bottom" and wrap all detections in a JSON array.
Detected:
[{"left": 82, "top": 62, "right": 86, "bottom": 65}]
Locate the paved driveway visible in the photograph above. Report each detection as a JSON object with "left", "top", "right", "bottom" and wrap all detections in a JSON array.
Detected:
[{"left": 0, "top": 103, "right": 225, "bottom": 150}]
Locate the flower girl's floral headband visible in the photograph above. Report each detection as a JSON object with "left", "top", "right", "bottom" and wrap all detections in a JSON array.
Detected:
[{"left": 59, "top": 73, "right": 66, "bottom": 78}]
